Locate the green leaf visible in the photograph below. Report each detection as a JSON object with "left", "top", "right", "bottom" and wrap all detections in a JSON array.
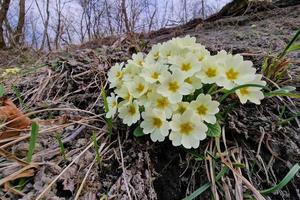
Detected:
[
  {"left": 260, "top": 163, "right": 300, "bottom": 195},
  {"left": 265, "top": 91, "right": 300, "bottom": 99},
  {"left": 100, "top": 82, "right": 109, "bottom": 113},
  {"left": 12, "top": 85, "right": 26, "bottom": 110},
  {"left": 273, "top": 86, "right": 296, "bottom": 93},
  {"left": 206, "top": 122, "right": 221, "bottom": 137},
  {"left": 287, "top": 44, "right": 300, "bottom": 53},
  {"left": 100, "top": 82, "right": 113, "bottom": 136},
  {"left": 183, "top": 167, "right": 229, "bottom": 200},
  {"left": 27, "top": 122, "right": 39, "bottom": 163},
  {"left": 279, "top": 28, "right": 300, "bottom": 59},
  {"left": 280, "top": 112, "right": 300, "bottom": 124},
  {"left": 186, "top": 149, "right": 205, "bottom": 161},
  {"left": 133, "top": 126, "right": 145, "bottom": 137},
  {"left": 0, "top": 84, "right": 5, "bottom": 97}
]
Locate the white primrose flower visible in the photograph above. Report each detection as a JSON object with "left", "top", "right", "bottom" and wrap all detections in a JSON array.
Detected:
[
  {"left": 107, "top": 62, "right": 124, "bottom": 88},
  {"left": 236, "top": 75, "right": 266, "bottom": 105},
  {"left": 169, "top": 53, "right": 201, "bottom": 77},
  {"left": 137, "top": 85, "right": 157, "bottom": 107},
  {"left": 118, "top": 100, "right": 140, "bottom": 126},
  {"left": 122, "top": 63, "right": 141, "bottom": 82},
  {"left": 2, "top": 67, "right": 21, "bottom": 77},
  {"left": 190, "top": 94, "right": 220, "bottom": 124},
  {"left": 173, "top": 102, "right": 190, "bottom": 115},
  {"left": 184, "top": 75, "right": 203, "bottom": 92},
  {"left": 159, "top": 42, "right": 180, "bottom": 61},
  {"left": 140, "top": 109, "right": 170, "bottom": 142},
  {"left": 126, "top": 77, "right": 149, "bottom": 98},
  {"left": 196, "top": 53, "right": 225, "bottom": 84},
  {"left": 218, "top": 54, "right": 256, "bottom": 89},
  {"left": 140, "top": 62, "right": 169, "bottom": 83},
  {"left": 150, "top": 94, "right": 175, "bottom": 119},
  {"left": 170, "top": 35, "right": 197, "bottom": 49},
  {"left": 191, "top": 43, "right": 210, "bottom": 62},
  {"left": 128, "top": 52, "right": 145, "bottom": 68},
  {"left": 106, "top": 35, "right": 267, "bottom": 149},
  {"left": 145, "top": 43, "right": 163, "bottom": 63},
  {"left": 115, "top": 85, "right": 133, "bottom": 104},
  {"left": 106, "top": 93, "right": 118, "bottom": 118},
  {"left": 157, "top": 70, "right": 193, "bottom": 104},
  {"left": 169, "top": 110, "right": 207, "bottom": 149}
]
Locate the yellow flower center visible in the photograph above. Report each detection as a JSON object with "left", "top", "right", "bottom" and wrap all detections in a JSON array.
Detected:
[
  {"left": 198, "top": 55, "right": 204, "bottom": 61},
  {"left": 177, "top": 105, "right": 187, "bottom": 114},
  {"left": 116, "top": 71, "right": 123, "bottom": 79},
  {"left": 128, "top": 105, "right": 136, "bottom": 115},
  {"left": 168, "top": 81, "right": 179, "bottom": 92},
  {"left": 205, "top": 67, "right": 217, "bottom": 78},
  {"left": 181, "top": 63, "right": 191, "bottom": 71},
  {"left": 138, "top": 60, "right": 144, "bottom": 67},
  {"left": 185, "top": 77, "right": 193, "bottom": 84},
  {"left": 226, "top": 68, "right": 239, "bottom": 80},
  {"left": 197, "top": 105, "right": 208, "bottom": 115},
  {"left": 124, "top": 92, "right": 131, "bottom": 101},
  {"left": 153, "top": 52, "right": 160, "bottom": 60},
  {"left": 152, "top": 117, "right": 162, "bottom": 128},
  {"left": 151, "top": 72, "right": 160, "bottom": 79},
  {"left": 112, "top": 101, "right": 117, "bottom": 108},
  {"left": 166, "top": 51, "right": 171, "bottom": 57},
  {"left": 136, "top": 83, "right": 145, "bottom": 93},
  {"left": 156, "top": 97, "right": 169, "bottom": 109},
  {"left": 240, "top": 87, "right": 249, "bottom": 96},
  {"left": 180, "top": 122, "right": 193, "bottom": 135}
]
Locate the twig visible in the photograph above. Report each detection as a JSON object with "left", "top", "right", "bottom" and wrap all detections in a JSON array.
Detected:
[
  {"left": 74, "top": 158, "right": 96, "bottom": 200},
  {"left": 35, "top": 131, "right": 106, "bottom": 200},
  {"left": 117, "top": 134, "right": 133, "bottom": 200},
  {"left": 63, "top": 125, "right": 86, "bottom": 144}
]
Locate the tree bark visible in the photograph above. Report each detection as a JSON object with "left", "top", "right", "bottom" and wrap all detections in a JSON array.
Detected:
[
  {"left": 121, "top": 0, "right": 130, "bottom": 33},
  {"left": 36, "top": 0, "right": 50, "bottom": 51},
  {"left": 54, "top": 0, "right": 62, "bottom": 49},
  {"left": 14, "top": 0, "right": 25, "bottom": 45},
  {"left": 0, "top": 0, "right": 11, "bottom": 49}
]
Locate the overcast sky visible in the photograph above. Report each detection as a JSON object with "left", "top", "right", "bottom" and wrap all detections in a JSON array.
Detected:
[{"left": 6, "top": 0, "right": 231, "bottom": 47}]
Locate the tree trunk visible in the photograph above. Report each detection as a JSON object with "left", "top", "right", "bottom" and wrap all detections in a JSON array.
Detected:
[
  {"left": 121, "top": 0, "right": 130, "bottom": 33},
  {"left": 14, "top": 0, "right": 25, "bottom": 45},
  {"left": 0, "top": 0, "right": 11, "bottom": 49},
  {"left": 54, "top": 0, "right": 61, "bottom": 49},
  {"left": 36, "top": 0, "right": 50, "bottom": 51}
]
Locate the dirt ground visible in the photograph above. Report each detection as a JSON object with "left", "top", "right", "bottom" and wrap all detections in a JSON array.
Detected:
[{"left": 0, "top": 3, "right": 300, "bottom": 200}]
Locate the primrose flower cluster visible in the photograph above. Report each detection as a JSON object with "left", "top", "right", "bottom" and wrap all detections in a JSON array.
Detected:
[
  {"left": 106, "top": 36, "right": 265, "bottom": 149},
  {"left": 1, "top": 67, "right": 20, "bottom": 77}
]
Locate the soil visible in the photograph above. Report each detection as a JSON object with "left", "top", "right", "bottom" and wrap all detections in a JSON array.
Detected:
[{"left": 1, "top": 2, "right": 300, "bottom": 200}]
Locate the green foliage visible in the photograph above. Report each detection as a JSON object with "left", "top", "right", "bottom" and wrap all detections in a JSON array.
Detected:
[
  {"left": 183, "top": 167, "right": 229, "bottom": 200},
  {"left": 55, "top": 133, "right": 67, "bottom": 161},
  {"left": 101, "top": 82, "right": 113, "bottom": 136},
  {"left": 262, "top": 28, "right": 300, "bottom": 84},
  {"left": 0, "top": 84, "right": 5, "bottom": 97},
  {"left": 27, "top": 122, "right": 39, "bottom": 163},
  {"left": 206, "top": 122, "right": 221, "bottom": 137},
  {"left": 12, "top": 85, "right": 26, "bottom": 110},
  {"left": 260, "top": 163, "right": 300, "bottom": 195},
  {"left": 280, "top": 112, "right": 300, "bottom": 125},
  {"left": 133, "top": 126, "right": 145, "bottom": 137},
  {"left": 91, "top": 132, "right": 101, "bottom": 164}
]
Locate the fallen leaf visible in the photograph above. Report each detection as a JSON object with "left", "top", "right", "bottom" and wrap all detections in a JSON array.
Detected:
[
  {"left": 0, "top": 164, "right": 38, "bottom": 186},
  {"left": 4, "top": 182, "right": 26, "bottom": 196},
  {"left": 0, "top": 97, "right": 31, "bottom": 140}
]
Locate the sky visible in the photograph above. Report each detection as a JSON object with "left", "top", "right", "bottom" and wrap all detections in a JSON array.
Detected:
[{"left": 6, "top": 0, "right": 231, "bottom": 47}]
